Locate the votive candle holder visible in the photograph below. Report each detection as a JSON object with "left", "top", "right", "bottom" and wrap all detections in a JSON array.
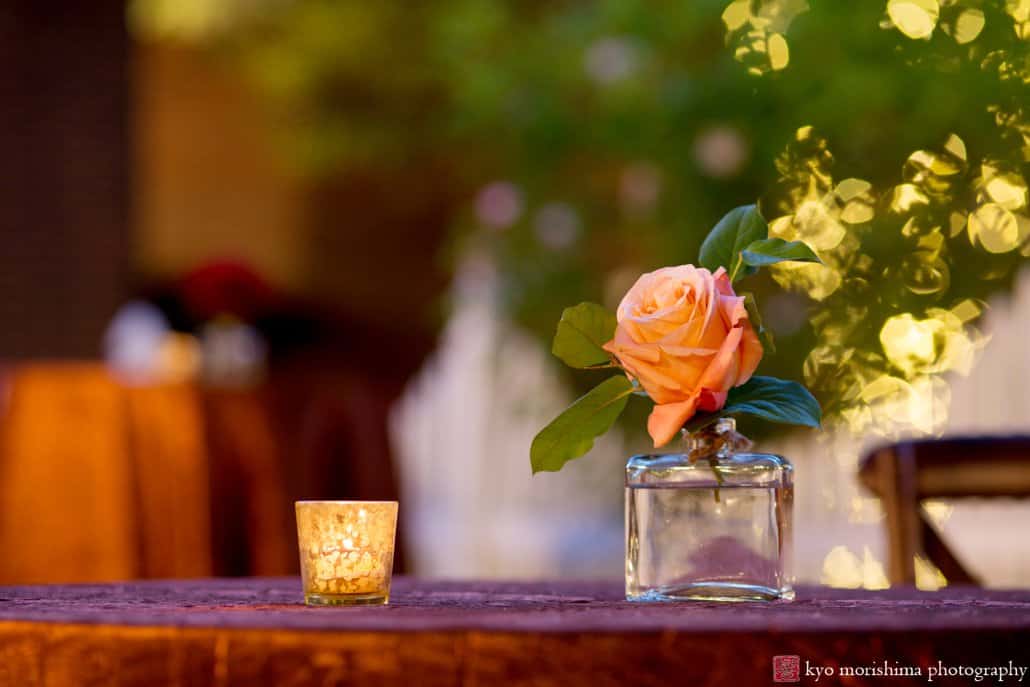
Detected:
[{"left": 295, "top": 500, "right": 398, "bottom": 606}]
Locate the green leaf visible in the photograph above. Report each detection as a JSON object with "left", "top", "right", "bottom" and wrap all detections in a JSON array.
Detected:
[
  {"left": 531, "top": 376, "right": 633, "bottom": 474},
  {"left": 684, "top": 376, "right": 821, "bottom": 432},
  {"left": 698, "top": 204, "right": 768, "bottom": 282},
  {"left": 741, "top": 238, "right": 822, "bottom": 267},
  {"left": 551, "top": 302, "right": 617, "bottom": 369},
  {"left": 741, "top": 292, "right": 775, "bottom": 355},
  {"left": 724, "top": 376, "right": 821, "bottom": 427}
]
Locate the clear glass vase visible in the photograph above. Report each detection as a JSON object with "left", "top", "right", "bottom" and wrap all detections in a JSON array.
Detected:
[{"left": 625, "top": 418, "right": 794, "bottom": 602}]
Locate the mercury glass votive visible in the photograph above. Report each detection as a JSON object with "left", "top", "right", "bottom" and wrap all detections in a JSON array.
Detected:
[{"left": 295, "top": 500, "right": 398, "bottom": 606}]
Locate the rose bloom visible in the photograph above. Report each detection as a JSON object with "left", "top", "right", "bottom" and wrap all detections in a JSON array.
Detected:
[{"left": 603, "top": 265, "right": 762, "bottom": 447}]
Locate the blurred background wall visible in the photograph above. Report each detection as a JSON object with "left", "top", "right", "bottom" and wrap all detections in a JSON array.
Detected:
[
  {"left": 0, "top": 0, "right": 129, "bottom": 358},
  {"left": 0, "top": 0, "right": 1027, "bottom": 587}
]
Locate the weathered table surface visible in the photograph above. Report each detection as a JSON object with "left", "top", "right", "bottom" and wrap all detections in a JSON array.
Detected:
[{"left": 0, "top": 577, "right": 1027, "bottom": 686}]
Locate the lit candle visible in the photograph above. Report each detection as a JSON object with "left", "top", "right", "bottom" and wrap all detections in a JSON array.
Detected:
[{"left": 295, "top": 501, "right": 398, "bottom": 605}]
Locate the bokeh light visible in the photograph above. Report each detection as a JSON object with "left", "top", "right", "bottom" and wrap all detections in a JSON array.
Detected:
[
  {"left": 722, "top": 0, "right": 808, "bottom": 75},
  {"left": 120, "top": 0, "right": 1030, "bottom": 589},
  {"left": 764, "top": 124, "right": 1009, "bottom": 436}
]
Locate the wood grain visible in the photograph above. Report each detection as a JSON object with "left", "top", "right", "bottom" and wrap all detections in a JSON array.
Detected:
[{"left": 0, "top": 578, "right": 1026, "bottom": 686}]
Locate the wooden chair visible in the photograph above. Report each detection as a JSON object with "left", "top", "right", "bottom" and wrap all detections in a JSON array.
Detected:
[{"left": 859, "top": 436, "right": 1030, "bottom": 586}]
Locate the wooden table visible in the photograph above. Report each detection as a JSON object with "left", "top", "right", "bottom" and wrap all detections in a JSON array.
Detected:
[{"left": 0, "top": 578, "right": 1027, "bottom": 686}]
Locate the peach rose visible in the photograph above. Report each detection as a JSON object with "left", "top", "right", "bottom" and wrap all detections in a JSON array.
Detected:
[{"left": 603, "top": 265, "right": 763, "bottom": 447}]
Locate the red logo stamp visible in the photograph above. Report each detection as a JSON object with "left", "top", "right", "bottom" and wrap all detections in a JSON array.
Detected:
[{"left": 773, "top": 655, "right": 801, "bottom": 683}]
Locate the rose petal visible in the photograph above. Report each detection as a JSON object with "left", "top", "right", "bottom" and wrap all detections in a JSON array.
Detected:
[
  {"left": 699, "top": 269, "right": 718, "bottom": 336},
  {"left": 697, "top": 388, "right": 728, "bottom": 412},
  {"left": 720, "top": 294, "right": 748, "bottom": 328},
  {"left": 647, "top": 396, "right": 700, "bottom": 447},
  {"left": 697, "top": 324, "right": 744, "bottom": 392},
  {"left": 736, "top": 320, "right": 763, "bottom": 385},
  {"left": 651, "top": 351, "right": 713, "bottom": 399},
  {"left": 605, "top": 337, "right": 660, "bottom": 363},
  {"left": 657, "top": 344, "right": 719, "bottom": 357},
  {"left": 627, "top": 359, "right": 686, "bottom": 400},
  {"left": 713, "top": 267, "right": 733, "bottom": 296}
]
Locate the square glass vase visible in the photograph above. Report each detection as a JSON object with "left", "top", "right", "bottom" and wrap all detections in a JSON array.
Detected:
[{"left": 625, "top": 420, "right": 794, "bottom": 602}]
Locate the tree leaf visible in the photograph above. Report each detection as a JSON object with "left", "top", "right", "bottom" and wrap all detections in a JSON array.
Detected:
[
  {"left": 698, "top": 204, "right": 768, "bottom": 282},
  {"left": 551, "top": 302, "right": 617, "bottom": 368},
  {"left": 741, "top": 237, "right": 822, "bottom": 267},
  {"left": 741, "top": 291, "right": 775, "bottom": 355},
  {"left": 531, "top": 376, "right": 633, "bottom": 473},
  {"left": 684, "top": 376, "right": 821, "bottom": 432}
]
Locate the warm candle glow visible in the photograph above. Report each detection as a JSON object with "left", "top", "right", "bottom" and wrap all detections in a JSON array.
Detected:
[{"left": 295, "top": 501, "right": 398, "bottom": 606}]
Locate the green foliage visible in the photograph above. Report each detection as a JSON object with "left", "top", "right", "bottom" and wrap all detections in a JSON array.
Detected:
[
  {"left": 699, "top": 206, "right": 818, "bottom": 281},
  {"left": 699, "top": 204, "right": 768, "bottom": 281},
  {"left": 685, "top": 376, "right": 821, "bottom": 432},
  {"left": 530, "top": 375, "right": 634, "bottom": 473},
  {"left": 741, "top": 238, "right": 821, "bottom": 268},
  {"left": 741, "top": 291, "right": 775, "bottom": 354},
  {"left": 551, "top": 302, "right": 617, "bottom": 368}
]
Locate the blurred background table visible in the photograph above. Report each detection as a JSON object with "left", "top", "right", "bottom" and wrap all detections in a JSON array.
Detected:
[{"left": 0, "top": 578, "right": 1027, "bottom": 686}]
